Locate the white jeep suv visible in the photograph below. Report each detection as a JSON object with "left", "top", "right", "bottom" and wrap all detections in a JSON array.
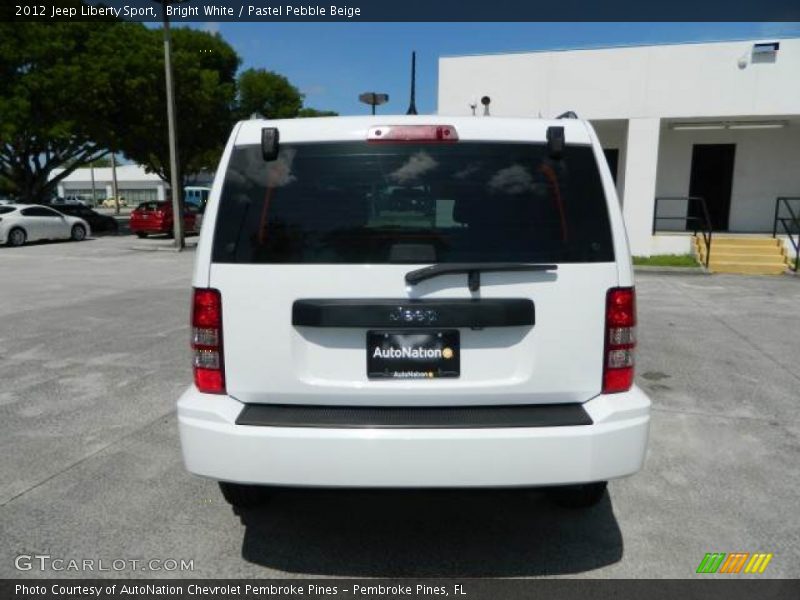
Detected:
[{"left": 178, "top": 116, "right": 650, "bottom": 509}]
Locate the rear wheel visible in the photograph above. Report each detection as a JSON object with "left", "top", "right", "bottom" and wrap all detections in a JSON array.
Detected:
[
  {"left": 135, "top": 232, "right": 148, "bottom": 239},
  {"left": 7, "top": 227, "right": 26, "bottom": 247},
  {"left": 547, "top": 482, "right": 608, "bottom": 509},
  {"left": 218, "top": 482, "right": 272, "bottom": 509},
  {"left": 71, "top": 224, "right": 87, "bottom": 241}
]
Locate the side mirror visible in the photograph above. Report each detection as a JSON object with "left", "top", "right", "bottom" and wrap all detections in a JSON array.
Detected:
[{"left": 262, "top": 127, "right": 280, "bottom": 162}]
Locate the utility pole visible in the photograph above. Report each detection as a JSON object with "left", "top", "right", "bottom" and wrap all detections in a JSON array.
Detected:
[
  {"left": 358, "top": 92, "right": 389, "bottom": 115},
  {"left": 111, "top": 153, "right": 120, "bottom": 215},
  {"left": 157, "top": 0, "right": 185, "bottom": 250},
  {"left": 90, "top": 161, "right": 97, "bottom": 207},
  {"left": 406, "top": 51, "right": 418, "bottom": 115}
]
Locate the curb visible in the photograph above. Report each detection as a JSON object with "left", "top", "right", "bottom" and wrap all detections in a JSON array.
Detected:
[
  {"left": 129, "top": 243, "right": 197, "bottom": 253},
  {"left": 634, "top": 265, "right": 708, "bottom": 275}
]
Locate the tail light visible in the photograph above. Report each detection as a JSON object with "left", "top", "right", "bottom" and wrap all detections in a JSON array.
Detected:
[
  {"left": 603, "top": 287, "right": 636, "bottom": 394},
  {"left": 192, "top": 288, "right": 225, "bottom": 394}
]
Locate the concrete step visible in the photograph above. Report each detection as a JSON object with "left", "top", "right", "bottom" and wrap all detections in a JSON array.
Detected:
[
  {"left": 709, "top": 237, "right": 782, "bottom": 248},
  {"left": 693, "top": 235, "right": 789, "bottom": 274},
  {"left": 701, "top": 249, "right": 788, "bottom": 261},
  {"left": 698, "top": 244, "right": 782, "bottom": 256},
  {"left": 709, "top": 250, "right": 786, "bottom": 265},
  {"left": 710, "top": 262, "right": 787, "bottom": 275}
]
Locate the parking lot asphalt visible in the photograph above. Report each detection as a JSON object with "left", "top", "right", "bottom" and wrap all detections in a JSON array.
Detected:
[{"left": 1, "top": 236, "right": 798, "bottom": 579}]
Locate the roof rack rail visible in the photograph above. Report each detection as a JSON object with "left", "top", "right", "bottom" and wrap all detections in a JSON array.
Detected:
[{"left": 557, "top": 111, "right": 579, "bottom": 119}]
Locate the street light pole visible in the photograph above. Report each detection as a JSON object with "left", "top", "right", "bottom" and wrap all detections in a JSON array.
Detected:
[
  {"left": 358, "top": 92, "right": 389, "bottom": 116},
  {"left": 111, "top": 152, "right": 120, "bottom": 215},
  {"left": 159, "top": 1, "right": 185, "bottom": 250},
  {"left": 90, "top": 161, "right": 97, "bottom": 207}
]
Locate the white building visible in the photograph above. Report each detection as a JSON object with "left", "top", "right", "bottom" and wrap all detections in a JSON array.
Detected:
[
  {"left": 52, "top": 164, "right": 168, "bottom": 204},
  {"left": 438, "top": 38, "right": 800, "bottom": 260},
  {"left": 51, "top": 164, "right": 213, "bottom": 205}
]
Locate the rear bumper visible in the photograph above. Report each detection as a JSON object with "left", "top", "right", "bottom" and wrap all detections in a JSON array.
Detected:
[
  {"left": 177, "top": 387, "right": 650, "bottom": 487},
  {"left": 130, "top": 221, "right": 170, "bottom": 233}
]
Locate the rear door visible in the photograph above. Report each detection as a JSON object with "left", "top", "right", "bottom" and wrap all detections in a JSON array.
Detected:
[
  {"left": 20, "top": 206, "right": 67, "bottom": 239},
  {"left": 209, "top": 134, "right": 618, "bottom": 407}
]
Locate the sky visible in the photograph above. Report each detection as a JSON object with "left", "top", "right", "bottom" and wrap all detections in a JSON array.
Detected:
[{"left": 185, "top": 22, "right": 800, "bottom": 116}]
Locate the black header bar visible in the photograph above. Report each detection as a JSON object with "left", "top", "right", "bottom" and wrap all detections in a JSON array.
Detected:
[{"left": 4, "top": 0, "right": 800, "bottom": 22}]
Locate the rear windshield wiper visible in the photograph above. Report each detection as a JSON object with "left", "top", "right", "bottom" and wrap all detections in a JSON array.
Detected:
[{"left": 405, "top": 263, "right": 558, "bottom": 292}]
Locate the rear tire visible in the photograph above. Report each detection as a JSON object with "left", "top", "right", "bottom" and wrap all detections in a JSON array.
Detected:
[
  {"left": 7, "top": 227, "right": 26, "bottom": 247},
  {"left": 547, "top": 482, "right": 608, "bottom": 509},
  {"left": 71, "top": 224, "right": 87, "bottom": 241},
  {"left": 135, "top": 232, "right": 148, "bottom": 239},
  {"left": 218, "top": 482, "right": 271, "bottom": 509}
]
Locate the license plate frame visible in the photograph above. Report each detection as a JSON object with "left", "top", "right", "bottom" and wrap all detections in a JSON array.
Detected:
[{"left": 367, "top": 330, "right": 460, "bottom": 379}]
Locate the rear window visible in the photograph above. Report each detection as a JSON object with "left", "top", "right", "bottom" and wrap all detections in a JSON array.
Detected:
[
  {"left": 0, "top": 206, "right": 15, "bottom": 215},
  {"left": 212, "top": 142, "right": 614, "bottom": 264},
  {"left": 136, "top": 202, "right": 164, "bottom": 211}
]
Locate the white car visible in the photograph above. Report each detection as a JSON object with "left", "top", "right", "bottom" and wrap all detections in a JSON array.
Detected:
[
  {"left": 0, "top": 204, "right": 91, "bottom": 247},
  {"left": 178, "top": 116, "right": 651, "bottom": 509}
]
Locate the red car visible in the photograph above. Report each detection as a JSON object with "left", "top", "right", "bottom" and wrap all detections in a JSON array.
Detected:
[{"left": 129, "top": 201, "right": 201, "bottom": 238}]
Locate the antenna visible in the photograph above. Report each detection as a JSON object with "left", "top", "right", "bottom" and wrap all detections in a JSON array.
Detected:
[{"left": 406, "top": 51, "right": 418, "bottom": 115}]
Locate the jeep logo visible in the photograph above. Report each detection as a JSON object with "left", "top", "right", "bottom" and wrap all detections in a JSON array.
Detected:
[{"left": 389, "top": 307, "right": 439, "bottom": 324}]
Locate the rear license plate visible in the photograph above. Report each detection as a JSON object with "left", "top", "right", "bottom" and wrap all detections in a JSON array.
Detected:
[{"left": 367, "top": 330, "right": 460, "bottom": 379}]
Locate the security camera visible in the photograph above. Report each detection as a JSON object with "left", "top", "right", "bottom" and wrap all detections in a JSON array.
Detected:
[{"left": 481, "top": 96, "right": 491, "bottom": 116}]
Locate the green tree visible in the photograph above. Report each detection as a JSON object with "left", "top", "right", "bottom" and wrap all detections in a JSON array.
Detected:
[
  {"left": 99, "top": 26, "right": 240, "bottom": 189},
  {"left": 88, "top": 157, "right": 113, "bottom": 169},
  {"left": 0, "top": 18, "right": 239, "bottom": 202},
  {"left": 236, "top": 69, "right": 304, "bottom": 120},
  {"left": 0, "top": 20, "right": 118, "bottom": 202},
  {"left": 0, "top": 174, "right": 13, "bottom": 197},
  {"left": 1, "top": 15, "right": 331, "bottom": 203}
]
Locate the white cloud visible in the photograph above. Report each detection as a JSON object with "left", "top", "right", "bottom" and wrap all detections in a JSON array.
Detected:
[
  {"left": 454, "top": 163, "right": 479, "bottom": 180},
  {"left": 487, "top": 164, "right": 534, "bottom": 194},
  {"left": 389, "top": 152, "right": 438, "bottom": 184}
]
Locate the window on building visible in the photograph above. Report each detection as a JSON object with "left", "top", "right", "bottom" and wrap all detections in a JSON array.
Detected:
[
  {"left": 119, "top": 188, "right": 159, "bottom": 203},
  {"left": 69, "top": 189, "right": 103, "bottom": 203}
]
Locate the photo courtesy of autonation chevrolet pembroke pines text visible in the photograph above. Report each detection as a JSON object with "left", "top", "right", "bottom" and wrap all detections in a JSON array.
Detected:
[{"left": 1, "top": 1, "right": 799, "bottom": 599}]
